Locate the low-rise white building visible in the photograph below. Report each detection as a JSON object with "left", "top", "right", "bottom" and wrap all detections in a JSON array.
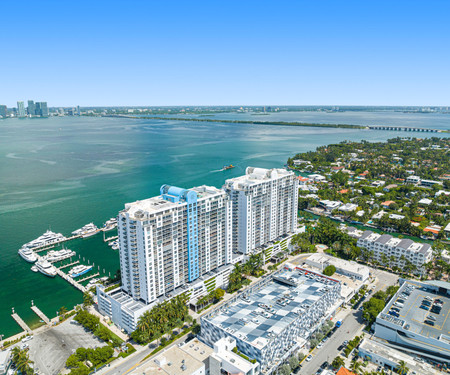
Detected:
[
  {"left": 0, "top": 349, "right": 11, "bottom": 375},
  {"left": 358, "top": 338, "right": 441, "bottom": 375},
  {"left": 388, "top": 214, "right": 405, "bottom": 220},
  {"left": 339, "top": 203, "right": 358, "bottom": 212},
  {"left": 405, "top": 175, "right": 421, "bottom": 185},
  {"left": 304, "top": 253, "right": 370, "bottom": 282},
  {"left": 318, "top": 200, "right": 342, "bottom": 212},
  {"left": 357, "top": 230, "right": 432, "bottom": 273},
  {"left": 418, "top": 198, "right": 433, "bottom": 205}
]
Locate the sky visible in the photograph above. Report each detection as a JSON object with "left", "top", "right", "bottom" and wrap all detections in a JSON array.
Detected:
[{"left": 1, "top": 0, "right": 449, "bottom": 107}]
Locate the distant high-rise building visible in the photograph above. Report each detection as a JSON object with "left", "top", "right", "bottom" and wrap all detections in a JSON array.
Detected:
[
  {"left": 0, "top": 105, "right": 7, "bottom": 118},
  {"left": 27, "top": 100, "right": 36, "bottom": 116},
  {"left": 35, "top": 102, "right": 49, "bottom": 117},
  {"left": 17, "top": 101, "right": 26, "bottom": 117},
  {"left": 77, "top": 105, "right": 81, "bottom": 115}
]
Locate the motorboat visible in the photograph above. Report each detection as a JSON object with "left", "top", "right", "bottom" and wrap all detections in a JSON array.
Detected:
[
  {"left": 23, "top": 230, "right": 66, "bottom": 249},
  {"left": 18, "top": 247, "right": 37, "bottom": 263},
  {"left": 72, "top": 223, "right": 98, "bottom": 238},
  {"left": 44, "top": 248, "right": 76, "bottom": 263},
  {"left": 102, "top": 217, "right": 117, "bottom": 232},
  {"left": 69, "top": 264, "right": 93, "bottom": 278},
  {"left": 36, "top": 259, "right": 57, "bottom": 277}
]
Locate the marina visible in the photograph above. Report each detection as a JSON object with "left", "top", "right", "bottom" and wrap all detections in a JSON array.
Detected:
[
  {"left": 12, "top": 310, "right": 32, "bottom": 333},
  {"left": 31, "top": 303, "right": 50, "bottom": 324}
]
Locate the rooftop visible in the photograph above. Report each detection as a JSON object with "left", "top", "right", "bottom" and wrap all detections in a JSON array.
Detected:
[
  {"left": 140, "top": 341, "right": 211, "bottom": 375},
  {"left": 203, "top": 268, "right": 340, "bottom": 350},
  {"left": 382, "top": 282, "right": 450, "bottom": 341},
  {"left": 123, "top": 185, "right": 224, "bottom": 219},
  {"left": 224, "top": 167, "right": 292, "bottom": 190}
]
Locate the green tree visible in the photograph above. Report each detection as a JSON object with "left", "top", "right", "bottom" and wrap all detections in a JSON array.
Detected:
[
  {"left": 396, "top": 360, "right": 409, "bottom": 375},
  {"left": 332, "top": 356, "right": 345, "bottom": 369},
  {"left": 83, "top": 292, "right": 94, "bottom": 307},
  {"left": 323, "top": 265, "right": 336, "bottom": 276}
]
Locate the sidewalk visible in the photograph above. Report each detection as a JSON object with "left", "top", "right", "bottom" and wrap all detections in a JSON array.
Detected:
[{"left": 87, "top": 305, "right": 129, "bottom": 342}]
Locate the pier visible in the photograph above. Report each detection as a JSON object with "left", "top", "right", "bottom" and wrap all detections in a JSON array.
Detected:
[
  {"left": 34, "top": 245, "right": 55, "bottom": 253},
  {"left": 58, "top": 260, "right": 79, "bottom": 269},
  {"left": 103, "top": 235, "right": 118, "bottom": 242},
  {"left": 55, "top": 267, "right": 86, "bottom": 293},
  {"left": 79, "top": 272, "right": 100, "bottom": 283},
  {"left": 11, "top": 310, "right": 32, "bottom": 333},
  {"left": 31, "top": 303, "right": 50, "bottom": 324}
]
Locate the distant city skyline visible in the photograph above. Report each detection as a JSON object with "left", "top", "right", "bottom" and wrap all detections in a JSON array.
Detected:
[{"left": 1, "top": 1, "right": 449, "bottom": 107}]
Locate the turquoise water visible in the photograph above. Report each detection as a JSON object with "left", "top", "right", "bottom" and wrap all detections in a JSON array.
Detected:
[{"left": 0, "top": 114, "right": 448, "bottom": 338}]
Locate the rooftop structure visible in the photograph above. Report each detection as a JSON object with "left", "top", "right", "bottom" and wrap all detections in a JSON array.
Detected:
[
  {"left": 359, "top": 338, "right": 442, "bottom": 374},
  {"left": 318, "top": 200, "right": 342, "bottom": 211},
  {"left": 200, "top": 268, "right": 341, "bottom": 373},
  {"left": 139, "top": 340, "right": 212, "bottom": 375},
  {"left": 374, "top": 279, "right": 450, "bottom": 363}
]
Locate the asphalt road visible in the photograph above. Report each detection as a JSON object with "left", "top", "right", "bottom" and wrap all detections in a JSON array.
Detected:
[{"left": 299, "top": 309, "right": 364, "bottom": 375}]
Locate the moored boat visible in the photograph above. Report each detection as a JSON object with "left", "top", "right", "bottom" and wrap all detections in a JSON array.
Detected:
[
  {"left": 18, "top": 247, "right": 37, "bottom": 263},
  {"left": 36, "top": 259, "right": 57, "bottom": 277},
  {"left": 69, "top": 264, "right": 93, "bottom": 278}
]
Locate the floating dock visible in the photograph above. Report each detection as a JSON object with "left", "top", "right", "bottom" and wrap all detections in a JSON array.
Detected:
[
  {"left": 79, "top": 272, "right": 100, "bottom": 283},
  {"left": 104, "top": 235, "right": 118, "bottom": 242},
  {"left": 34, "top": 245, "right": 55, "bottom": 253},
  {"left": 31, "top": 305, "right": 50, "bottom": 324},
  {"left": 12, "top": 313, "right": 32, "bottom": 333},
  {"left": 58, "top": 260, "right": 80, "bottom": 269}
]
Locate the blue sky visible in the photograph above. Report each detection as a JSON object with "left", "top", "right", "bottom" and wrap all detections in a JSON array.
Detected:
[{"left": 1, "top": 0, "right": 449, "bottom": 107}]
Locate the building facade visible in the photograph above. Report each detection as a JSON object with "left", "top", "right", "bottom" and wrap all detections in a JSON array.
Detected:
[
  {"left": 27, "top": 100, "right": 35, "bottom": 116},
  {"left": 117, "top": 184, "right": 232, "bottom": 304},
  {"left": 0, "top": 105, "right": 7, "bottom": 118},
  {"left": 223, "top": 167, "right": 298, "bottom": 255},
  {"left": 357, "top": 230, "right": 432, "bottom": 272},
  {"left": 17, "top": 101, "right": 26, "bottom": 117}
]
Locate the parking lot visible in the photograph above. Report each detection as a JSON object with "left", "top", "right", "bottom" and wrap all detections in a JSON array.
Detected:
[
  {"left": 386, "top": 283, "right": 450, "bottom": 337},
  {"left": 27, "top": 318, "right": 104, "bottom": 375}
]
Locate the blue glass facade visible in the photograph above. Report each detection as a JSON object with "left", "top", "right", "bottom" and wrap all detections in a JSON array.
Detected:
[{"left": 160, "top": 184, "right": 199, "bottom": 282}]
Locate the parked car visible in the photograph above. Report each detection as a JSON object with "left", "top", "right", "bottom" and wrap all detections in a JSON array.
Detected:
[
  {"left": 306, "top": 355, "right": 313, "bottom": 362},
  {"left": 427, "top": 315, "right": 437, "bottom": 321},
  {"left": 419, "top": 305, "right": 430, "bottom": 311},
  {"left": 321, "top": 361, "right": 329, "bottom": 369},
  {"left": 337, "top": 344, "right": 345, "bottom": 351},
  {"left": 424, "top": 320, "right": 435, "bottom": 326}
]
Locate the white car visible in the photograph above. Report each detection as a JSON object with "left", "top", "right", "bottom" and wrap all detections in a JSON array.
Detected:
[
  {"left": 316, "top": 343, "right": 323, "bottom": 349},
  {"left": 306, "top": 355, "right": 313, "bottom": 362},
  {"left": 22, "top": 336, "right": 33, "bottom": 343}
]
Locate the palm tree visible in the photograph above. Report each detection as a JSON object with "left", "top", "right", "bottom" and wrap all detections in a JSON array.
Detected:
[
  {"left": 396, "top": 360, "right": 409, "bottom": 375},
  {"left": 59, "top": 306, "right": 68, "bottom": 317},
  {"left": 350, "top": 359, "right": 362, "bottom": 374},
  {"left": 17, "top": 354, "right": 34, "bottom": 375}
]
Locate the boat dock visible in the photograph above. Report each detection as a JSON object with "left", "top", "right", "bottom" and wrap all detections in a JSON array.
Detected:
[
  {"left": 79, "top": 273, "right": 100, "bottom": 283},
  {"left": 11, "top": 311, "right": 32, "bottom": 333},
  {"left": 58, "top": 260, "right": 79, "bottom": 269},
  {"left": 55, "top": 267, "right": 86, "bottom": 293},
  {"left": 31, "top": 304, "right": 50, "bottom": 324},
  {"left": 34, "top": 245, "right": 55, "bottom": 253},
  {"left": 103, "top": 235, "right": 118, "bottom": 242}
]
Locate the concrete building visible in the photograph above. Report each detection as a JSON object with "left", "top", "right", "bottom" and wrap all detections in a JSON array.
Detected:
[
  {"left": 139, "top": 340, "right": 212, "bottom": 375},
  {"left": 357, "top": 230, "right": 432, "bottom": 273},
  {"left": 210, "top": 337, "right": 260, "bottom": 375},
  {"left": 27, "top": 100, "right": 35, "bottom": 116},
  {"left": 304, "top": 253, "right": 369, "bottom": 282},
  {"left": 374, "top": 279, "right": 450, "bottom": 364},
  {"left": 318, "top": 200, "right": 342, "bottom": 212},
  {"left": 405, "top": 175, "right": 421, "bottom": 185},
  {"left": 0, "top": 349, "right": 11, "bottom": 375},
  {"left": 0, "top": 105, "right": 7, "bottom": 118},
  {"left": 117, "top": 184, "right": 232, "bottom": 303},
  {"left": 17, "top": 101, "right": 26, "bottom": 117},
  {"left": 35, "top": 102, "right": 49, "bottom": 117},
  {"left": 223, "top": 167, "right": 298, "bottom": 255},
  {"left": 200, "top": 268, "right": 341, "bottom": 374},
  {"left": 358, "top": 338, "right": 441, "bottom": 374}
]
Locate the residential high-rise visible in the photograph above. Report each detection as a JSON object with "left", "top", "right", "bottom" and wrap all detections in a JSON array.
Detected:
[
  {"left": 17, "top": 101, "right": 26, "bottom": 117},
  {"left": 117, "top": 184, "right": 232, "bottom": 304},
  {"left": 35, "top": 102, "right": 49, "bottom": 117},
  {"left": 0, "top": 105, "right": 7, "bottom": 118},
  {"left": 223, "top": 167, "right": 298, "bottom": 255},
  {"left": 27, "top": 100, "right": 35, "bottom": 116},
  {"left": 77, "top": 105, "right": 81, "bottom": 115},
  {"left": 97, "top": 167, "right": 299, "bottom": 333}
]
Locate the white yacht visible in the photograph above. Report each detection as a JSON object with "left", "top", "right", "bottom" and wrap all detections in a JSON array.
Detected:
[
  {"left": 24, "top": 230, "right": 66, "bottom": 249},
  {"left": 69, "top": 264, "right": 93, "bottom": 278},
  {"left": 102, "top": 217, "right": 117, "bottom": 232},
  {"left": 72, "top": 223, "right": 98, "bottom": 238},
  {"left": 31, "top": 265, "right": 38, "bottom": 272},
  {"left": 18, "top": 247, "right": 37, "bottom": 263},
  {"left": 36, "top": 259, "right": 57, "bottom": 277},
  {"left": 44, "top": 249, "right": 76, "bottom": 263}
]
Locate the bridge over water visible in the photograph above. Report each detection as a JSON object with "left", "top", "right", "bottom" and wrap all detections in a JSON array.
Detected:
[{"left": 368, "top": 126, "right": 440, "bottom": 133}]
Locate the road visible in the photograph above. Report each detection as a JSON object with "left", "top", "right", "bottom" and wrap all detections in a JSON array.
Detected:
[
  {"left": 299, "top": 309, "right": 364, "bottom": 374},
  {"left": 298, "top": 267, "right": 399, "bottom": 375}
]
